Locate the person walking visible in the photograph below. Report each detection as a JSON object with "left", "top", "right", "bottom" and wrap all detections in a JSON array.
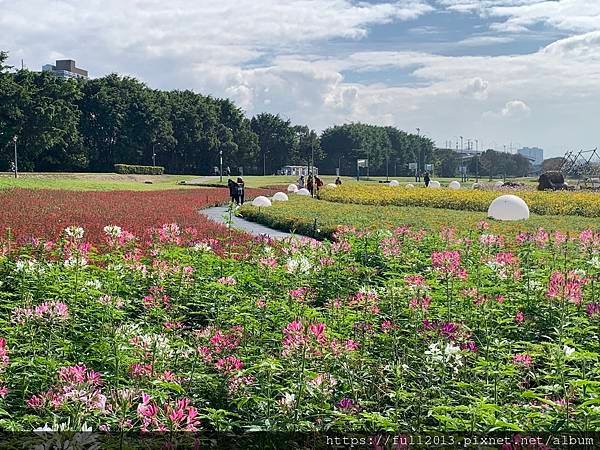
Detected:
[
  {"left": 315, "top": 175, "right": 324, "bottom": 195},
  {"left": 307, "top": 175, "right": 314, "bottom": 196},
  {"left": 227, "top": 178, "right": 238, "bottom": 204},
  {"left": 424, "top": 172, "right": 431, "bottom": 188},
  {"left": 335, "top": 176, "right": 342, "bottom": 186},
  {"left": 236, "top": 177, "right": 245, "bottom": 205},
  {"left": 297, "top": 175, "right": 305, "bottom": 189}
]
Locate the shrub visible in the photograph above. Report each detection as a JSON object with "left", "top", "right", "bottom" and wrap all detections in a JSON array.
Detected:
[{"left": 114, "top": 164, "right": 165, "bottom": 175}]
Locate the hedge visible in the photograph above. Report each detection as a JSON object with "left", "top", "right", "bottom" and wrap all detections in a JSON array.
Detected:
[{"left": 114, "top": 164, "right": 164, "bottom": 175}]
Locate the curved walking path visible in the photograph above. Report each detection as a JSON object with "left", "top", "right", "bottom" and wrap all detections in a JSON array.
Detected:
[{"left": 199, "top": 205, "right": 298, "bottom": 240}]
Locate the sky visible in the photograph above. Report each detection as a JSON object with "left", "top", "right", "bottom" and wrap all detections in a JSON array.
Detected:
[{"left": 1, "top": 0, "right": 599, "bottom": 158}]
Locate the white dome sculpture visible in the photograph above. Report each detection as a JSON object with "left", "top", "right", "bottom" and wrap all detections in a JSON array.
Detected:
[
  {"left": 405, "top": 183, "right": 415, "bottom": 188},
  {"left": 448, "top": 181, "right": 461, "bottom": 190},
  {"left": 272, "top": 192, "right": 289, "bottom": 202},
  {"left": 296, "top": 188, "right": 311, "bottom": 196},
  {"left": 429, "top": 180, "right": 441, "bottom": 189},
  {"left": 389, "top": 180, "right": 400, "bottom": 187},
  {"left": 326, "top": 183, "right": 337, "bottom": 188},
  {"left": 472, "top": 183, "right": 481, "bottom": 190},
  {"left": 252, "top": 196, "right": 272, "bottom": 207},
  {"left": 487, "top": 195, "right": 529, "bottom": 221},
  {"left": 495, "top": 181, "right": 504, "bottom": 188},
  {"left": 287, "top": 184, "right": 298, "bottom": 193}
]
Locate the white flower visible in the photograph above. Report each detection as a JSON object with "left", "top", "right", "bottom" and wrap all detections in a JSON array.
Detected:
[
  {"left": 193, "top": 242, "right": 212, "bottom": 252},
  {"left": 64, "top": 226, "right": 85, "bottom": 240},
  {"left": 64, "top": 256, "right": 87, "bottom": 267},
  {"left": 286, "top": 256, "right": 312, "bottom": 274},
  {"left": 278, "top": 393, "right": 296, "bottom": 409},
  {"left": 572, "top": 268, "right": 586, "bottom": 277},
  {"left": 425, "top": 343, "right": 444, "bottom": 363},
  {"left": 103, "top": 225, "right": 122, "bottom": 238},
  {"left": 563, "top": 345, "right": 575, "bottom": 356},
  {"left": 588, "top": 256, "right": 600, "bottom": 270},
  {"left": 85, "top": 279, "right": 102, "bottom": 290}
]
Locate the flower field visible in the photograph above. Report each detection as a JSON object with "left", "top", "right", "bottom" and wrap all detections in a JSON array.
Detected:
[
  {"left": 0, "top": 188, "right": 271, "bottom": 248},
  {"left": 239, "top": 197, "right": 600, "bottom": 240},
  {"left": 0, "top": 215, "right": 599, "bottom": 435},
  {"left": 320, "top": 185, "right": 600, "bottom": 218}
]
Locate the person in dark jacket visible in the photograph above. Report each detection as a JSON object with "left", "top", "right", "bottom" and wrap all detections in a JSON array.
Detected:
[
  {"left": 424, "top": 172, "right": 431, "bottom": 188},
  {"left": 227, "top": 178, "right": 238, "bottom": 204},
  {"left": 307, "top": 175, "right": 314, "bottom": 196},
  {"left": 335, "top": 176, "right": 342, "bottom": 185},
  {"left": 236, "top": 177, "right": 245, "bottom": 205}
]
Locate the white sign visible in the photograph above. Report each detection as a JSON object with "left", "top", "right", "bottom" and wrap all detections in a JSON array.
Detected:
[
  {"left": 357, "top": 159, "right": 369, "bottom": 168},
  {"left": 425, "top": 164, "right": 434, "bottom": 171},
  {"left": 408, "top": 162, "right": 417, "bottom": 170}
]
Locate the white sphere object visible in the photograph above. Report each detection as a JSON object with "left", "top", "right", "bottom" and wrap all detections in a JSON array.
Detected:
[
  {"left": 389, "top": 180, "right": 400, "bottom": 187},
  {"left": 405, "top": 183, "right": 415, "bottom": 189},
  {"left": 272, "top": 192, "right": 289, "bottom": 202},
  {"left": 326, "top": 183, "right": 337, "bottom": 188},
  {"left": 487, "top": 195, "right": 530, "bottom": 221},
  {"left": 472, "top": 183, "right": 481, "bottom": 190},
  {"left": 252, "top": 196, "right": 272, "bottom": 207},
  {"left": 296, "top": 188, "right": 311, "bottom": 196},
  {"left": 287, "top": 184, "right": 298, "bottom": 193},
  {"left": 429, "top": 180, "right": 441, "bottom": 189},
  {"left": 495, "top": 181, "right": 504, "bottom": 188},
  {"left": 448, "top": 181, "right": 461, "bottom": 190}
]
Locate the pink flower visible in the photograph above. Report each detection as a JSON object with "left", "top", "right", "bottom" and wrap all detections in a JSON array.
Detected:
[
  {"left": 404, "top": 274, "right": 426, "bottom": 288},
  {"left": 546, "top": 271, "right": 588, "bottom": 305},
  {"left": 142, "top": 286, "right": 171, "bottom": 310},
  {"left": 256, "top": 299, "right": 266, "bottom": 309},
  {"left": 215, "top": 356, "right": 244, "bottom": 375},
  {"left": 217, "top": 276, "right": 236, "bottom": 286},
  {"left": 0, "top": 385, "right": 7, "bottom": 398},
  {"left": 513, "top": 353, "right": 533, "bottom": 367},
  {"left": 0, "top": 339, "right": 9, "bottom": 369},
  {"left": 344, "top": 339, "right": 360, "bottom": 351},
  {"left": 289, "top": 287, "right": 309, "bottom": 301},
  {"left": 259, "top": 257, "right": 278, "bottom": 268},
  {"left": 431, "top": 251, "right": 467, "bottom": 279},
  {"left": 515, "top": 311, "right": 525, "bottom": 324},
  {"left": 381, "top": 320, "right": 394, "bottom": 333},
  {"left": 586, "top": 303, "right": 600, "bottom": 318}
]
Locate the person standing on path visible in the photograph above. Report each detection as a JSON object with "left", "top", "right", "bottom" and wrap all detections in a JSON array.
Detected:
[
  {"left": 315, "top": 175, "right": 324, "bottom": 197},
  {"left": 424, "top": 172, "right": 431, "bottom": 188},
  {"left": 227, "top": 178, "right": 238, "bottom": 204},
  {"left": 236, "top": 177, "right": 245, "bottom": 205}
]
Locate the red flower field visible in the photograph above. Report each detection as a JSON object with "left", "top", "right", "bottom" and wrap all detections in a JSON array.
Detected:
[{"left": 0, "top": 187, "right": 270, "bottom": 245}]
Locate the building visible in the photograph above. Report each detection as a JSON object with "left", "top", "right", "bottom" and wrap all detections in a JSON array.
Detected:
[
  {"left": 278, "top": 165, "right": 318, "bottom": 177},
  {"left": 517, "top": 147, "right": 544, "bottom": 166},
  {"left": 42, "top": 59, "right": 88, "bottom": 79}
]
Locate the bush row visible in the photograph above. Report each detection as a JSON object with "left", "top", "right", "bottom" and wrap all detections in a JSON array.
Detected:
[{"left": 114, "top": 164, "right": 165, "bottom": 175}]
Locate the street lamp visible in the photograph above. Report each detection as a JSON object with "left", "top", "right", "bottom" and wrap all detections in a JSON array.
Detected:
[
  {"left": 219, "top": 149, "right": 223, "bottom": 183},
  {"left": 13, "top": 135, "right": 18, "bottom": 179},
  {"left": 152, "top": 144, "right": 156, "bottom": 167}
]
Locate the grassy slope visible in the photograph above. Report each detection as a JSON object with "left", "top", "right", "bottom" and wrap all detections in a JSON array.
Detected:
[
  {"left": 240, "top": 196, "right": 599, "bottom": 239},
  {"left": 0, "top": 173, "right": 200, "bottom": 191}
]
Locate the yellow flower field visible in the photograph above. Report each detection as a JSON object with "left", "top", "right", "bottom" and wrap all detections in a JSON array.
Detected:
[{"left": 321, "top": 185, "right": 600, "bottom": 217}]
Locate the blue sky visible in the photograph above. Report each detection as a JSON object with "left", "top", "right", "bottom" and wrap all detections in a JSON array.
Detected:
[{"left": 2, "top": 0, "right": 599, "bottom": 157}]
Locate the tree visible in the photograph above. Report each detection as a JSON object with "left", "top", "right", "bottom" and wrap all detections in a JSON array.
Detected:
[{"left": 250, "top": 113, "right": 296, "bottom": 175}]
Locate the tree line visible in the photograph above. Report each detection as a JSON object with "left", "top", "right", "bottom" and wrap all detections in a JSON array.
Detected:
[{"left": 1, "top": 51, "right": 530, "bottom": 177}]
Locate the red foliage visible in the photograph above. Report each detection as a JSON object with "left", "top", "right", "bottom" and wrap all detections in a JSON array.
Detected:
[{"left": 0, "top": 188, "right": 270, "bottom": 245}]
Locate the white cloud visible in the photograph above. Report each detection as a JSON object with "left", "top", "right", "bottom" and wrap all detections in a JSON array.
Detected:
[
  {"left": 501, "top": 100, "right": 531, "bottom": 117},
  {"left": 460, "top": 78, "right": 489, "bottom": 99}
]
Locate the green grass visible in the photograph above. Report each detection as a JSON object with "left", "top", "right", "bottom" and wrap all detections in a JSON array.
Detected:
[
  {"left": 239, "top": 196, "right": 599, "bottom": 239},
  {"left": 0, "top": 173, "right": 199, "bottom": 191}
]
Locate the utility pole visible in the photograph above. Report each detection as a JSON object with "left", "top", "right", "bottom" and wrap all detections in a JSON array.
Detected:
[
  {"left": 416, "top": 128, "right": 421, "bottom": 182},
  {"left": 386, "top": 148, "right": 390, "bottom": 182},
  {"left": 219, "top": 149, "right": 223, "bottom": 183},
  {"left": 460, "top": 136, "right": 464, "bottom": 152},
  {"left": 475, "top": 139, "right": 479, "bottom": 182},
  {"left": 152, "top": 144, "right": 156, "bottom": 167},
  {"left": 13, "top": 136, "right": 18, "bottom": 179}
]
